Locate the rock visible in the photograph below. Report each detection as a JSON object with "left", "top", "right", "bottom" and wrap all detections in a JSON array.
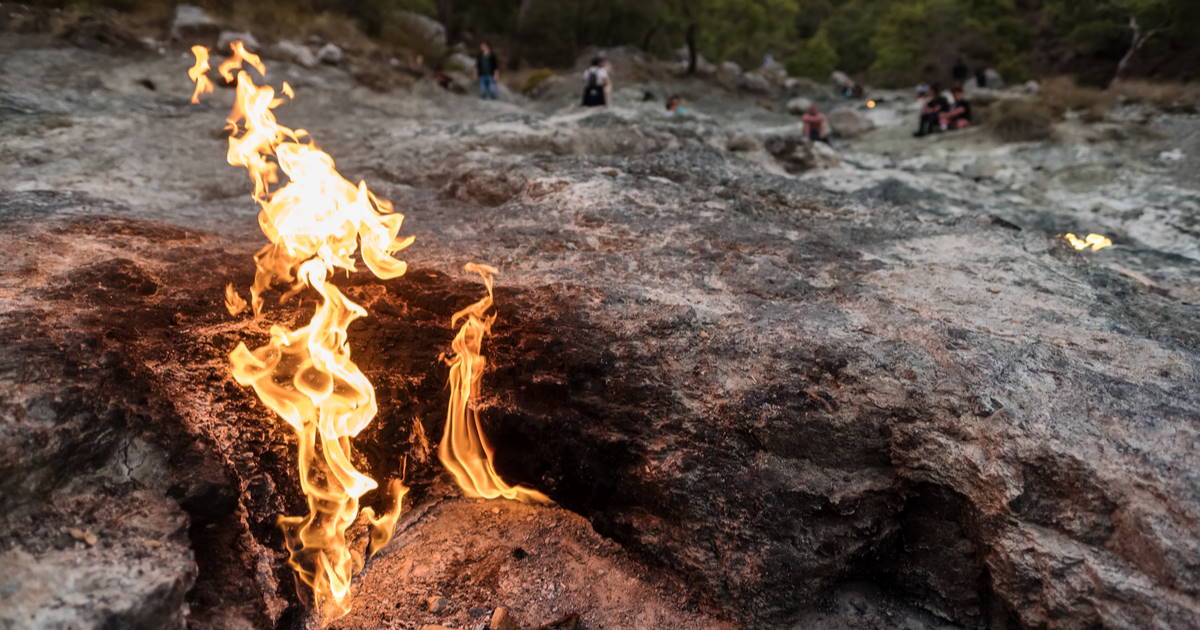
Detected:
[
  {"left": 169, "top": 4, "right": 218, "bottom": 42},
  {"left": 762, "top": 134, "right": 836, "bottom": 172},
  {"left": 718, "top": 61, "right": 742, "bottom": 77},
  {"left": 489, "top": 606, "right": 520, "bottom": 630},
  {"left": 828, "top": 107, "right": 874, "bottom": 138},
  {"left": 216, "top": 30, "right": 258, "bottom": 52},
  {"left": 984, "top": 67, "right": 1005, "bottom": 89},
  {"left": 738, "top": 72, "right": 771, "bottom": 94},
  {"left": 447, "top": 52, "right": 474, "bottom": 74},
  {"left": 268, "top": 40, "right": 317, "bottom": 68},
  {"left": 426, "top": 595, "right": 450, "bottom": 613},
  {"left": 1024, "top": 79, "right": 1040, "bottom": 93},
  {"left": 962, "top": 156, "right": 998, "bottom": 180},
  {"left": 810, "top": 138, "right": 841, "bottom": 168},
  {"left": 420, "top": 626, "right": 459, "bottom": 630},
  {"left": 786, "top": 97, "right": 813, "bottom": 115},
  {"left": 315, "top": 42, "right": 343, "bottom": 65},
  {"left": 725, "top": 135, "right": 762, "bottom": 152},
  {"left": 1158, "top": 148, "right": 1185, "bottom": 162},
  {"left": 831, "top": 70, "right": 854, "bottom": 89},
  {"left": 398, "top": 11, "right": 446, "bottom": 47}
]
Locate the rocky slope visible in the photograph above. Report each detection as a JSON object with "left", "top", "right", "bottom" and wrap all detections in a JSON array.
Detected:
[{"left": 1, "top": 33, "right": 1198, "bottom": 630}]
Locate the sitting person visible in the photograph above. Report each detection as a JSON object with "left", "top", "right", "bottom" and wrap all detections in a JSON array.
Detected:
[
  {"left": 915, "top": 82, "right": 948, "bottom": 137},
  {"left": 664, "top": 94, "right": 689, "bottom": 116},
  {"left": 939, "top": 87, "right": 972, "bottom": 130},
  {"left": 801, "top": 104, "right": 830, "bottom": 144}
]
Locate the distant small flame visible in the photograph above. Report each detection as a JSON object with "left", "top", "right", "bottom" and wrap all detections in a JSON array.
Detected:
[
  {"left": 439, "top": 263, "right": 550, "bottom": 504},
  {"left": 187, "top": 45, "right": 213, "bottom": 103},
  {"left": 866, "top": 99, "right": 877, "bottom": 108},
  {"left": 1062, "top": 233, "right": 1112, "bottom": 251}
]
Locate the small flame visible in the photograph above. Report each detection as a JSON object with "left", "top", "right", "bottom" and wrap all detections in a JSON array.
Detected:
[
  {"left": 866, "top": 99, "right": 877, "bottom": 108},
  {"left": 1062, "top": 232, "right": 1113, "bottom": 251},
  {"left": 439, "top": 263, "right": 550, "bottom": 504},
  {"left": 187, "top": 45, "right": 213, "bottom": 104},
  {"left": 190, "top": 43, "right": 411, "bottom": 621}
]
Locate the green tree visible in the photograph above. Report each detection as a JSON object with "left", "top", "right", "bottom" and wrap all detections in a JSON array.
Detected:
[{"left": 786, "top": 28, "right": 837, "bottom": 79}]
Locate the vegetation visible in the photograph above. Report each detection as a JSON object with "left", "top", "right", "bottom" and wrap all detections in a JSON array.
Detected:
[
  {"left": 986, "top": 99, "right": 1054, "bottom": 143},
  {"left": 21, "top": 0, "right": 1200, "bottom": 87}
]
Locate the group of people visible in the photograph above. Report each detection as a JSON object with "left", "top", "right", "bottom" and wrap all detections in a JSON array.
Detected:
[{"left": 914, "top": 83, "right": 972, "bottom": 137}]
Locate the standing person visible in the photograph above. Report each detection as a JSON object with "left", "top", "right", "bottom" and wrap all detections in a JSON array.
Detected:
[
  {"left": 581, "top": 57, "right": 608, "bottom": 107},
  {"left": 952, "top": 58, "right": 970, "bottom": 84},
  {"left": 474, "top": 42, "right": 500, "bottom": 100},
  {"left": 802, "top": 104, "right": 830, "bottom": 144}
]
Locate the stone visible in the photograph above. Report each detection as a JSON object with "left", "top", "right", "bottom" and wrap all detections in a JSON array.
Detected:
[
  {"left": 786, "top": 97, "right": 813, "bottom": 115},
  {"left": 268, "top": 40, "right": 317, "bottom": 68},
  {"left": 984, "top": 67, "right": 1005, "bottom": 89},
  {"left": 398, "top": 11, "right": 447, "bottom": 47},
  {"left": 448, "top": 52, "right": 474, "bottom": 74},
  {"left": 718, "top": 61, "right": 742, "bottom": 77},
  {"left": 316, "top": 42, "right": 343, "bottom": 65},
  {"left": 216, "top": 30, "right": 259, "bottom": 52},
  {"left": 828, "top": 106, "right": 874, "bottom": 137},
  {"left": 738, "top": 72, "right": 771, "bottom": 94},
  {"left": 426, "top": 595, "right": 450, "bottom": 613},
  {"left": 490, "top": 606, "right": 520, "bottom": 630},
  {"left": 725, "top": 135, "right": 761, "bottom": 152},
  {"left": 831, "top": 69, "right": 854, "bottom": 89},
  {"left": 169, "top": 4, "right": 218, "bottom": 42}
]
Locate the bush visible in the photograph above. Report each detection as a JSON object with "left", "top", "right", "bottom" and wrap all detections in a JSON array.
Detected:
[
  {"left": 1110, "top": 80, "right": 1200, "bottom": 112},
  {"left": 1039, "top": 76, "right": 1113, "bottom": 121},
  {"left": 985, "top": 99, "right": 1055, "bottom": 142},
  {"left": 520, "top": 68, "right": 555, "bottom": 96}
]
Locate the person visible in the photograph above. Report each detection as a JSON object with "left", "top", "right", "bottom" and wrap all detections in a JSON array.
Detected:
[
  {"left": 915, "top": 82, "right": 948, "bottom": 137},
  {"left": 581, "top": 57, "right": 608, "bottom": 107},
  {"left": 801, "top": 104, "right": 830, "bottom": 144},
  {"left": 952, "top": 58, "right": 969, "bottom": 84},
  {"left": 601, "top": 58, "right": 614, "bottom": 106},
  {"left": 939, "top": 86, "right": 972, "bottom": 130},
  {"left": 664, "top": 94, "right": 689, "bottom": 116},
  {"left": 474, "top": 42, "right": 499, "bottom": 100}
]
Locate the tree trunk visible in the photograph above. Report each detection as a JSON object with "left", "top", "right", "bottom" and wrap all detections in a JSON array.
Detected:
[
  {"left": 1111, "top": 16, "right": 1159, "bottom": 87},
  {"left": 641, "top": 22, "right": 660, "bottom": 54},
  {"left": 685, "top": 22, "right": 697, "bottom": 75},
  {"left": 436, "top": 0, "right": 458, "bottom": 45}
]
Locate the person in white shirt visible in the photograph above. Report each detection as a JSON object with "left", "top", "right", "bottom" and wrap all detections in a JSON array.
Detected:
[{"left": 581, "top": 57, "right": 609, "bottom": 107}]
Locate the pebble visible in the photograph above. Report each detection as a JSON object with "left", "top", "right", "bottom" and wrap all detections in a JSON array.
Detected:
[
  {"left": 426, "top": 595, "right": 450, "bottom": 614},
  {"left": 490, "top": 606, "right": 520, "bottom": 630}
]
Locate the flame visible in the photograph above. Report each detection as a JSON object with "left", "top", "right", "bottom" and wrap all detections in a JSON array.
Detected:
[
  {"left": 866, "top": 99, "right": 877, "bottom": 108},
  {"left": 189, "top": 43, "right": 410, "bottom": 621},
  {"left": 1062, "top": 232, "right": 1113, "bottom": 251},
  {"left": 438, "top": 263, "right": 550, "bottom": 504},
  {"left": 187, "top": 45, "right": 213, "bottom": 103}
]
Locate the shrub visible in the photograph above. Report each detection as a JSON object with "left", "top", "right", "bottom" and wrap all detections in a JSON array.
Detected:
[
  {"left": 1039, "top": 76, "right": 1113, "bottom": 120},
  {"left": 985, "top": 99, "right": 1055, "bottom": 142},
  {"left": 520, "top": 68, "right": 555, "bottom": 96},
  {"left": 1110, "top": 80, "right": 1200, "bottom": 113}
]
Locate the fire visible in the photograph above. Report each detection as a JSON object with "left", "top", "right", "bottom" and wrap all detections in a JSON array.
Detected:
[
  {"left": 866, "top": 99, "right": 877, "bottom": 108},
  {"left": 1062, "top": 232, "right": 1113, "bottom": 251},
  {"left": 439, "top": 263, "right": 550, "bottom": 504},
  {"left": 186, "top": 45, "right": 213, "bottom": 103},
  {"left": 188, "top": 43, "right": 410, "bottom": 620}
]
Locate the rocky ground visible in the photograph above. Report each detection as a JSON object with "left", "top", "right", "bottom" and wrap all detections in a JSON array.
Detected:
[{"left": 1, "top": 26, "right": 1198, "bottom": 630}]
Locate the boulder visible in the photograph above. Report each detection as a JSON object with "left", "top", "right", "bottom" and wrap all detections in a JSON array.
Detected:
[
  {"left": 216, "top": 30, "right": 258, "bottom": 52},
  {"left": 169, "top": 4, "right": 218, "bottom": 42},
  {"left": 831, "top": 70, "right": 854, "bottom": 90},
  {"left": 738, "top": 72, "right": 772, "bottom": 94},
  {"left": 718, "top": 61, "right": 742, "bottom": 77},
  {"left": 268, "top": 40, "right": 317, "bottom": 68},
  {"left": 725, "top": 135, "right": 762, "bottom": 152},
  {"left": 447, "top": 52, "right": 474, "bottom": 74},
  {"left": 787, "top": 97, "right": 813, "bottom": 115},
  {"left": 316, "top": 42, "right": 343, "bottom": 65},
  {"left": 398, "top": 11, "right": 446, "bottom": 47},
  {"left": 828, "top": 107, "right": 874, "bottom": 138},
  {"left": 984, "top": 67, "right": 1005, "bottom": 89}
]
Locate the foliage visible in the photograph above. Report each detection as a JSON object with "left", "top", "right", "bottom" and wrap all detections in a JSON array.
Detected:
[
  {"left": 520, "top": 68, "right": 556, "bottom": 94},
  {"left": 785, "top": 28, "right": 836, "bottom": 80},
  {"left": 986, "top": 99, "right": 1054, "bottom": 143},
  {"left": 1039, "top": 76, "right": 1114, "bottom": 120}
]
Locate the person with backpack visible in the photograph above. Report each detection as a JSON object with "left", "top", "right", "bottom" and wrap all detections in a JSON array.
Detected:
[
  {"left": 474, "top": 42, "right": 500, "bottom": 100},
  {"left": 581, "top": 57, "right": 609, "bottom": 107}
]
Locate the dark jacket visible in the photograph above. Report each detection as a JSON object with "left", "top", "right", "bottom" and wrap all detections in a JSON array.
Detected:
[{"left": 476, "top": 53, "right": 498, "bottom": 77}]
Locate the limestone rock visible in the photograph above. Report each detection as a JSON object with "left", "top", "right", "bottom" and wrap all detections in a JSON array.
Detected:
[
  {"left": 828, "top": 107, "right": 874, "bottom": 137},
  {"left": 316, "top": 42, "right": 343, "bottom": 65},
  {"left": 787, "top": 97, "right": 813, "bottom": 115},
  {"left": 268, "top": 40, "right": 317, "bottom": 68},
  {"left": 216, "top": 30, "right": 259, "bottom": 52},
  {"left": 738, "top": 72, "right": 771, "bottom": 94},
  {"left": 398, "top": 11, "right": 447, "bottom": 47},
  {"left": 169, "top": 4, "right": 218, "bottom": 42}
]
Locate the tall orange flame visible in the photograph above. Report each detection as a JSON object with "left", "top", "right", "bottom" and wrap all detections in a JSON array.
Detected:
[
  {"left": 189, "top": 43, "right": 409, "bottom": 621},
  {"left": 439, "top": 263, "right": 550, "bottom": 504}
]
